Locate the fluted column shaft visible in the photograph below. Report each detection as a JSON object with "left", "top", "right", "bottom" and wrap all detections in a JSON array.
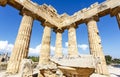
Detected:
[
  {"left": 86, "top": 19, "right": 109, "bottom": 75},
  {"left": 116, "top": 13, "right": 120, "bottom": 29},
  {"left": 68, "top": 26, "right": 78, "bottom": 57},
  {"left": 39, "top": 26, "right": 51, "bottom": 65},
  {"left": 55, "top": 32, "right": 62, "bottom": 57},
  {"left": 7, "top": 14, "right": 33, "bottom": 74}
]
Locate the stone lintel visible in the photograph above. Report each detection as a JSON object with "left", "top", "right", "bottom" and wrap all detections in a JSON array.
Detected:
[
  {"left": 110, "top": 6, "right": 120, "bottom": 17},
  {"left": 0, "top": 0, "right": 7, "bottom": 7},
  {"left": 2, "top": 0, "right": 120, "bottom": 30},
  {"left": 53, "top": 28, "right": 64, "bottom": 33},
  {"left": 67, "top": 23, "right": 78, "bottom": 30},
  {"left": 19, "top": 8, "right": 37, "bottom": 20}
]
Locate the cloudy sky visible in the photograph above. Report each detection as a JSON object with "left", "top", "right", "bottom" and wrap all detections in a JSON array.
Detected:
[{"left": 0, "top": 0, "right": 120, "bottom": 58}]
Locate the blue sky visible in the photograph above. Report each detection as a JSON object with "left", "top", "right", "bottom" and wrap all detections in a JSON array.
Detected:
[{"left": 0, "top": 0, "right": 120, "bottom": 58}]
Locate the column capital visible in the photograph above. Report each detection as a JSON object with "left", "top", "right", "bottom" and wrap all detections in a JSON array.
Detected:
[
  {"left": 67, "top": 23, "right": 78, "bottom": 30},
  {"left": 0, "top": 0, "right": 7, "bottom": 6},
  {"left": 53, "top": 28, "right": 64, "bottom": 33},
  {"left": 19, "top": 8, "right": 36, "bottom": 19},
  {"left": 110, "top": 6, "right": 120, "bottom": 16},
  {"left": 41, "top": 21, "right": 55, "bottom": 28},
  {"left": 110, "top": 6, "right": 120, "bottom": 29},
  {"left": 85, "top": 15, "right": 99, "bottom": 24}
]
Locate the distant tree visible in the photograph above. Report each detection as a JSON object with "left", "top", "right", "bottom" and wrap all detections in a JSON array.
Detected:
[
  {"left": 28, "top": 56, "right": 39, "bottom": 62},
  {"left": 112, "top": 58, "right": 120, "bottom": 64},
  {"left": 105, "top": 55, "right": 112, "bottom": 65}
]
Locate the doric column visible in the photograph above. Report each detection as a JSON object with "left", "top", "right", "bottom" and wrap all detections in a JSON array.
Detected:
[
  {"left": 39, "top": 24, "right": 51, "bottom": 65},
  {"left": 116, "top": 13, "right": 120, "bottom": 29},
  {"left": 86, "top": 18, "right": 109, "bottom": 75},
  {"left": 68, "top": 24, "right": 78, "bottom": 57},
  {"left": 7, "top": 14, "right": 33, "bottom": 74},
  {"left": 0, "top": 0, "right": 7, "bottom": 6},
  {"left": 54, "top": 29, "right": 64, "bottom": 57}
]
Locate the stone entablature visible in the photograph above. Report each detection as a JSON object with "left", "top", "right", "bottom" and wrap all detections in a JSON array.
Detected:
[{"left": 1, "top": 0, "right": 120, "bottom": 29}]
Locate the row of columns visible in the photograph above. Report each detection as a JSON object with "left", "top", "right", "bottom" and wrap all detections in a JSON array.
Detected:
[
  {"left": 39, "top": 24, "right": 79, "bottom": 65},
  {"left": 7, "top": 10, "right": 120, "bottom": 77},
  {"left": 6, "top": 14, "right": 109, "bottom": 75}
]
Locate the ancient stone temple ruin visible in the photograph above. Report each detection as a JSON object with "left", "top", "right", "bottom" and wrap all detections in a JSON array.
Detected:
[{"left": 0, "top": 0, "right": 120, "bottom": 77}]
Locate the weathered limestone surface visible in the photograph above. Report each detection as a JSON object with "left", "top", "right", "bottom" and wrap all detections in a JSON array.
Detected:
[
  {"left": 7, "top": 14, "right": 33, "bottom": 74},
  {"left": 14, "top": 0, "right": 60, "bottom": 28},
  {"left": 54, "top": 30, "right": 63, "bottom": 57},
  {"left": 38, "top": 69, "right": 62, "bottom": 77},
  {"left": 51, "top": 55, "right": 95, "bottom": 77},
  {"left": 39, "top": 25, "right": 51, "bottom": 65},
  {"left": 62, "top": 0, "right": 120, "bottom": 27},
  {"left": 1, "top": 0, "right": 120, "bottom": 28},
  {"left": 86, "top": 19, "right": 109, "bottom": 75},
  {"left": 19, "top": 59, "right": 34, "bottom": 77},
  {"left": 68, "top": 24, "right": 78, "bottom": 57}
]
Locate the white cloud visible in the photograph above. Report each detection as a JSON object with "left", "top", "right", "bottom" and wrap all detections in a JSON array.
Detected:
[
  {"left": 0, "top": 41, "right": 14, "bottom": 52},
  {"left": 62, "top": 47, "right": 68, "bottom": 55},
  {"left": 0, "top": 40, "right": 88, "bottom": 56},
  {"left": 51, "top": 45, "right": 55, "bottom": 51},
  {"left": 50, "top": 45, "right": 55, "bottom": 55},
  {"left": 29, "top": 44, "right": 56, "bottom": 56},
  {"left": 65, "top": 42, "right": 68, "bottom": 47},
  {"left": 29, "top": 44, "right": 41, "bottom": 55},
  {"left": 78, "top": 44, "right": 88, "bottom": 51},
  {"left": 64, "top": 41, "right": 88, "bottom": 51},
  {"left": 0, "top": 40, "right": 56, "bottom": 56}
]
